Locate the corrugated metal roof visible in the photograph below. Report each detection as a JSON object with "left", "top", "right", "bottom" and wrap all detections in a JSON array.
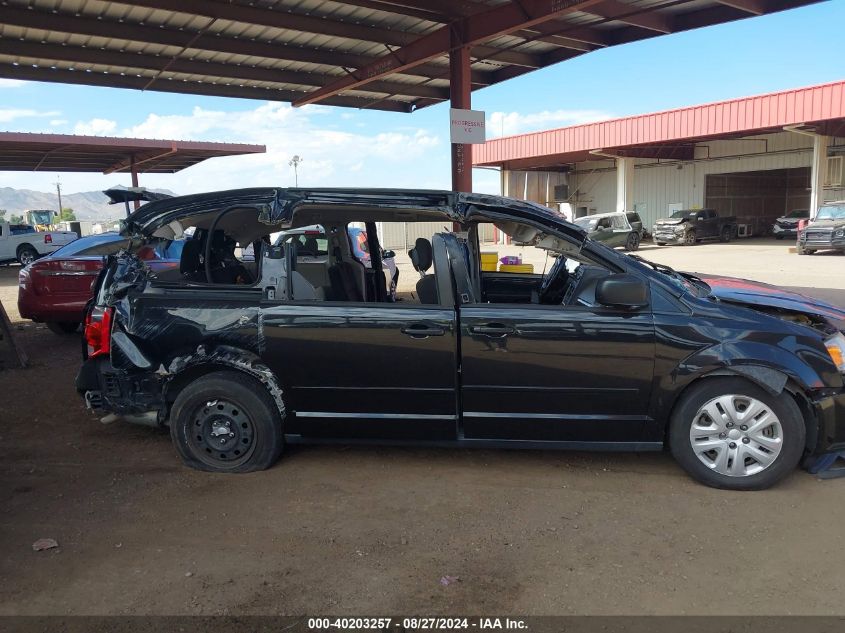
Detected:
[
  {"left": 0, "top": 0, "right": 823, "bottom": 111},
  {"left": 474, "top": 80, "right": 845, "bottom": 169},
  {"left": 0, "top": 132, "right": 266, "bottom": 174}
]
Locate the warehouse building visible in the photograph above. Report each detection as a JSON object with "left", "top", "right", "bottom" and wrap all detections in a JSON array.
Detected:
[{"left": 474, "top": 80, "right": 845, "bottom": 235}]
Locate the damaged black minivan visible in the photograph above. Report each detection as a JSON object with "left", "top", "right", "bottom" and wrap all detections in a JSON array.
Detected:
[{"left": 76, "top": 188, "right": 845, "bottom": 490}]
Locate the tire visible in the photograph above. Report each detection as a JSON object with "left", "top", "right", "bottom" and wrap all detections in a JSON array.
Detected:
[
  {"left": 170, "top": 370, "right": 284, "bottom": 473},
  {"left": 669, "top": 378, "right": 805, "bottom": 490},
  {"left": 17, "top": 246, "right": 38, "bottom": 266},
  {"left": 684, "top": 230, "right": 697, "bottom": 246},
  {"left": 720, "top": 226, "right": 733, "bottom": 242},
  {"left": 775, "top": 235, "right": 784, "bottom": 240},
  {"left": 624, "top": 232, "right": 640, "bottom": 251},
  {"left": 46, "top": 321, "right": 80, "bottom": 335},
  {"left": 655, "top": 242, "right": 666, "bottom": 246}
]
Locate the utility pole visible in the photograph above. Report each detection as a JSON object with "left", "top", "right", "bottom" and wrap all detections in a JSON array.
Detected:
[
  {"left": 55, "top": 178, "right": 63, "bottom": 222},
  {"left": 289, "top": 155, "right": 303, "bottom": 187}
]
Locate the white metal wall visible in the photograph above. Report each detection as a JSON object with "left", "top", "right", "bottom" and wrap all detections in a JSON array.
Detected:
[
  {"left": 378, "top": 221, "right": 497, "bottom": 251},
  {"left": 507, "top": 132, "right": 845, "bottom": 232}
]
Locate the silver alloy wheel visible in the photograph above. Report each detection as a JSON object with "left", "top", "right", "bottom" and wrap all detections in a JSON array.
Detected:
[
  {"left": 19, "top": 249, "right": 35, "bottom": 266},
  {"left": 688, "top": 394, "right": 784, "bottom": 477}
]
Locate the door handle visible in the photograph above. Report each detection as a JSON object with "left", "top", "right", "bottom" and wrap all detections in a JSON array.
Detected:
[
  {"left": 469, "top": 324, "right": 515, "bottom": 338},
  {"left": 401, "top": 325, "right": 446, "bottom": 338}
]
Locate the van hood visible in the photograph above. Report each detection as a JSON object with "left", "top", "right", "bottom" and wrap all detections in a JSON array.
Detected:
[{"left": 697, "top": 273, "right": 845, "bottom": 323}]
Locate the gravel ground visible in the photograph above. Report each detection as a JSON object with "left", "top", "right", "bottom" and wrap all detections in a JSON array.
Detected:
[{"left": 1, "top": 238, "right": 845, "bottom": 616}]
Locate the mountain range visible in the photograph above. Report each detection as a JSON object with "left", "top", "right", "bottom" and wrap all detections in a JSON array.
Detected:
[{"left": 0, "top": 187, "right": 175, "bottom": 222}]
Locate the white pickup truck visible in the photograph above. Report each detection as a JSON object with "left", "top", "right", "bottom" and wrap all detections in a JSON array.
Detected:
[{"left": 0, "top": 221, "right": 77, "bottom": 265}]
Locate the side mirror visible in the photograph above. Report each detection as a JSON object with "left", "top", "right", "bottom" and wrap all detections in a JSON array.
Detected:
[
  {"left": 382, "top": 250, "right": 396, "bottom": 259},
  {"left": 595, "top": 274, "right": 648, "bottom": 308}
]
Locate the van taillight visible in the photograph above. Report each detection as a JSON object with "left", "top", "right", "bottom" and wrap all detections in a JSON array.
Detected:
[
  {"left": 84, "top": 306, "right": 114, "bottom": 358},
  {"left": 44, "top": 234, "right": 52, "bottom": 244}
]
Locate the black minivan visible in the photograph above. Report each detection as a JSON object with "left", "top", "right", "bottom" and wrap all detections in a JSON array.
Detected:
[{"left": 76, "top": 189, "right": 845, "bottom": 490}]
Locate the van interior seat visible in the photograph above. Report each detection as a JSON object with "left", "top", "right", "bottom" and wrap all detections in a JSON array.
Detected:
[
  {"left": 179, "top": 239, "right": 203, "bottom": 280},
  {"left": 408, "top": 237, "right": 438, "bottom": 304},
  {"left": 296, "top": 261, "right": 331, "bottom": 293},
  {"left": 328, "top": 260, "right": 366, "bottom": 301}
]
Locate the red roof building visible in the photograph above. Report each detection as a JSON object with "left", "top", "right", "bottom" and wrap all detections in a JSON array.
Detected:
[{"left": 474, "top": 81, "right": 845, "bottom": 230}]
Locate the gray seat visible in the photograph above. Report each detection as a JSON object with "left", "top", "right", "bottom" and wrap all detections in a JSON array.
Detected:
[
  {"left": 328, "top": 248, "right": 367, "bottom": 302},
  {"left": 290, "top": 270, "right": 318, "bottom": 300},
  {"left": 408, "top": 237, "right": 438, "bottom": 304}
]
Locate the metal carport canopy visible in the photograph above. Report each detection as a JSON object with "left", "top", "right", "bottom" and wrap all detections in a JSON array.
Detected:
[
  {"left": 0, "top": 0, "right": 823, "bottom": 189},
  {"left": 0, "top": 132, "right": 265, "bottom": 175}
]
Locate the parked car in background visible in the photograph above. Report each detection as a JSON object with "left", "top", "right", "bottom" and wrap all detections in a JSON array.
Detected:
[
  {"left": 18, "top": 232, "right": 183, "bottom": 334},
  {"left": 626, "top": 211, "right": 645, "bottom": 239},
  {"left": 0, "top": 220, "right": 77, "bottom": 265},
  {"left": 652, "top": 209, "right": 736, "bottom": 246},
  {"left": 773, "top": 209, "right": 809, "bottom": 240},
  {"left": 275, "top": 225, "right": 399, "bottom": 300},
  {"left": 75, "top": 188, "right": 845, "bottom": 490},
  {"left": 798, "top": 202, "right": 845, "bottom": 255},
  {"left": 573, "top": 211, "right": 640, "bottom": 251}
]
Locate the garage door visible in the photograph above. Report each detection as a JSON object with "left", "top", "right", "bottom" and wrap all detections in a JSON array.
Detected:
[{"left": 705, "top": 167, "right": 809, "bottom": 236}]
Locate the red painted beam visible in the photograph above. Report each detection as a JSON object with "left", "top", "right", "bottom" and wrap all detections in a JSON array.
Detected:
[
  {"left": 450, "top": 34, "right": 472, "bottom": 194},
  {"left": 292, "top": 0, "right": 603, "bottom": 107},
  {"left": 584, "top": 0, "right": 674, "bottom": 33},
  {"left": 712, "top": 0, "right": 766, "bottom": 14}
]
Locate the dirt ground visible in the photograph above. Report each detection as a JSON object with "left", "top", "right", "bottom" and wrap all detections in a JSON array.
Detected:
[{"left": 2, "top": 238, "right": 845, "bottom": 616}]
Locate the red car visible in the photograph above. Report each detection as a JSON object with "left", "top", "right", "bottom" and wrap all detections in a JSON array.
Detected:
[{"left": 18, "top": 233, "right": 184, "bottom": 334}]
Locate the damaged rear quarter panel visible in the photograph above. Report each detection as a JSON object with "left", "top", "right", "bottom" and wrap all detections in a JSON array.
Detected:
[
  {"left": 160, "top": 344, "right": 285, "bottom": 417},
  {"left": 99, "top": 249, "right": 283, "bottom": 417}
]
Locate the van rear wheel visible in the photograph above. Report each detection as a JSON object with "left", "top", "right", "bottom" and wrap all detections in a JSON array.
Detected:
[
  {"left": 669, "top": 378, "right": 804, "bottom": 490},
  {"left": 170, "top": 371, "right": 284, "bottom": 473}
]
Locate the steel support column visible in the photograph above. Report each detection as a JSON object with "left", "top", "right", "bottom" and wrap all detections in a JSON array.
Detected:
[
  {"left": 784, "top": 126, "right": 830, "bottom": 220},
  {"left": 809, "top": 134, "right": 829, "bottom": 219},
  {"left": 130, "top": 155, "right": 140, "bottom": 211},
  {"left": 450, "top": 35, "right": 472, "bottom": 193},
  {"left": 616, "top": 156, "right": 634, "bottom": 213}
]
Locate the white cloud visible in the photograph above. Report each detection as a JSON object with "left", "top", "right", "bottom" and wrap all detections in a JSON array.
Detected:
[
  {"left": 73, "top": 118, "right": 118, "bottom": 136},
  {"left": 487, "top": 109, "right": 615, "bottom": 138},
  {"left": 0, "top": 108, "right": 61, "bottom": 123},
  {"left": 0, "top": 79, "right": 25, "bottom": 88},
  {"left": 115, "top": 102, "right": 444, "bottom": 193},
  {"left": 2, "top": 101, "right": 452, "bottom": 196},
  {"left": 49, "top": 119, "right": 69, "bottom": 126}
]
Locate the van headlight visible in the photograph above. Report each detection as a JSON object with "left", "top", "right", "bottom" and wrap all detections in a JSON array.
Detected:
[
  {"left": 835, "top": 228, "right": 845, "bottom": 238},
  {"left": 825, "top": 332, "right": 845, "bottom": 372}
]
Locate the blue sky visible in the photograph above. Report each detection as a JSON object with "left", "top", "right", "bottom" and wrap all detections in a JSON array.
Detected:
[{"left": 0, "top": 1, "right": 842, "bottom": 197}]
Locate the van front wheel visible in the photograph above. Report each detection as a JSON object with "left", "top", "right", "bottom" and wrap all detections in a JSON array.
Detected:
[{"left": 669, "top": 378, "right": 804, "bottom": 490}]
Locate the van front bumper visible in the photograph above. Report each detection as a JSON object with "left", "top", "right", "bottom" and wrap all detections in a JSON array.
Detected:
[{"left": 812, "top": 388, "right": 845, "bottom": 454}]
